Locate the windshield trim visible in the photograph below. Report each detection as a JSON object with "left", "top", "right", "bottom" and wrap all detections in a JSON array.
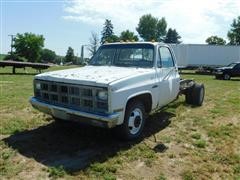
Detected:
[
  {"left": 89, "top": 44, "right": 155, "bottom": 68},
  {"left": 227, "top": 63, "right": 237, "bottom": 67}
]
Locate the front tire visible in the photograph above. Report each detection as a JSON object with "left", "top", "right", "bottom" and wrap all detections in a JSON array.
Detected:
[
  {"left": 223, "top": 73, "right": 231, "bottom": 80},
  {"left": 115, "top": 100, "right": 146, "bottom": 140}
]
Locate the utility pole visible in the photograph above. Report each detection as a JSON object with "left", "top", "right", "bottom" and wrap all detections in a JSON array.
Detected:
[
  {"left": 81, "top": 44, "right": 91, "bottom": 64},
  {"left": 76, "top": 53, "right": 79, "bottom": 65},
  {"left": 8, "top": 34, "right": 15, "bottom": 56},
  {"left": 81, "top": 45, "right": 84, "bottom": 64}
]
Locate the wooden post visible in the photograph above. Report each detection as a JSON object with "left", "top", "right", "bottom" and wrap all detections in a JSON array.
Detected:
[{"left": 12, "top": 66, "right": 16, "bottom": 74}]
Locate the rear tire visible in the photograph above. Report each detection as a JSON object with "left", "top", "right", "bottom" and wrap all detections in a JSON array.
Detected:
[
  {"left": 185, "top": 87, "right": 194, "bottom": 104},
  {"left": 114, "top": 100, "right": 146, "bottom": 140},
  {"left": 185, "top": 84, "right": 205, "bottom": 106}
]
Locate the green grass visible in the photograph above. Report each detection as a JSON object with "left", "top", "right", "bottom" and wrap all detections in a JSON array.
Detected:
[
  {"left": 234, "top": 164, "right": 240, "bottom": 174},
  {"left": 193, "top": 139, "right": 207, "bottom": 148},
  {"left": 0, "top": 142, "right": 23, "bottom": 178},
  {"left": 47, "top": 166, "right": 66, "bottom": 178},
  {"left": 156, "top": 173, "right": 167, "bottom": 180},
  {"left": 191, "top": 133, "right": 201, "bottom": 139},
  {"left": 0, "top": 68, "right": 240, "bottom": 179},
  {"left": 181, "top": 170, "right": 195, "bottom": 180},
  {"left": 0, "top": 54, "right": 6, "bottom": 60},
  {"left": 88, "top": 162, "right": 117, "bottom": 179},
  {"left": 0, "top": 65, "right": 77, "bottom": 135}
]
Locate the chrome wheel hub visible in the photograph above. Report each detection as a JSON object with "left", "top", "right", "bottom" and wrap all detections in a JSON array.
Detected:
[{"left": 128, "top": 108, "right": 143, "bottom": 135}]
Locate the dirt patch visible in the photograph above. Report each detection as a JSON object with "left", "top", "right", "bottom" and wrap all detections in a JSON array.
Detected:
[
  {"left": 213, "top": 115, "right": 240, "bottom": 126},
  {"left": 117, "top": 159, "right": 161, "bottom": 180}
]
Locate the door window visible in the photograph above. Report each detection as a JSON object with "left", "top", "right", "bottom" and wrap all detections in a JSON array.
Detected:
[
  {"left": 234, "top": 64, "right": 240, "bottom": 69},
  {"left": 159, "top": 47, "right": 174, "bottom": 68}
]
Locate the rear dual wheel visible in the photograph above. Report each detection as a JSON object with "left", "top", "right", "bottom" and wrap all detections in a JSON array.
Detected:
[{"left": 185, "top": 84, "right": 205, "bottom": 106}]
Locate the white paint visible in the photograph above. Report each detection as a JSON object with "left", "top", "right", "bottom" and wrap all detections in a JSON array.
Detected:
[{"left": 36, "top": 65, "right": 152, "bottom": 87}]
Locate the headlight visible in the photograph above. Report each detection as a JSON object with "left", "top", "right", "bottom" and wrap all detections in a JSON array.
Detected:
[
  {"left": 35, "top": 82, "right": 41, "bottom": 90},
  {"left": 97, "top": 90, "right": 108, "bottom": 101},
  {"left": 216, "top": 70, "right": 223, "bottom": 74}
]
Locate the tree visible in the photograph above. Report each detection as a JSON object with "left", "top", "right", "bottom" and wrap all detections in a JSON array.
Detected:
[
  {"left": 12, "top": 32, "right": 44, "bottom": 62},
  {"left": 227, "top": 16, "right": 240, "bottom": 45},
  {"left": 205, "top": 36, "right": 226, "bottom": 45},
  {"left": 54, "top": 55, "right": 64, "bottom": 65},
  {"left": 65, "top": 47, "right": 75, "bottom": 63},
  {"left": 101, "top": 19, "right": 114, "bottom": 44},
  {"left": 88, "top": 32, "right": 99, "bottom": 57},
  {"left": 120, "top": 30, "right": 138, "bottom": 41},
  {"left": 41, "top": 48, "right": 56, "bottom": 63},
  {"left": 164, "top": 28, "right": 182, "bottom": 44},
  {"left": 136, "top": 14, "right": 167, "bottom": 41},
  {"left": 3, "top": 53, "right": 27, "bottom": 62},
  {"left": 105, "top": 34, "right": 120, "bottom": 43}
]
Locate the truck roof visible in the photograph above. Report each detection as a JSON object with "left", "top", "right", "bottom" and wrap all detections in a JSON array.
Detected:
[{"left": 103, "top": 41, "right": 167, "bottom": 46}]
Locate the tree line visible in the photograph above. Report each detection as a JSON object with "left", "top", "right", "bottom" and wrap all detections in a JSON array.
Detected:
[
  {"left": 4, "top": 14, "right": 240, "bottom": 63},
  {"left": 88, "top": 14, "right": 182, "bottom": 56},
  {"left": 89, "top": 14, "right": 240, "bottom": 56},
  {"left": 4, "top": 32, "right": 81, "bottom": 64},
  {"left": 100, "top": 14, "right": 181, "bottom": 45},
  {"left": 206, "top": 16, "right": 240, "bottom": 45}
]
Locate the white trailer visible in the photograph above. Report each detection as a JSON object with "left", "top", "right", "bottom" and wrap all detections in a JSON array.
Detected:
[{"left": 170, "top": 44, "right": 240, "bottom": 69}]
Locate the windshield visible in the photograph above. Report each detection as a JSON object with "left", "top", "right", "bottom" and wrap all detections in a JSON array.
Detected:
[
  {"left": 227, "top": 63, "right": 237, "bottom": 67},
  {"left": 89, "top": 44, "right": 154, "bottom": 68}
]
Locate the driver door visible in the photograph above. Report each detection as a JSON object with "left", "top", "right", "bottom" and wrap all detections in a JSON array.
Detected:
[
  {"left": 232, "top": 64, "right": 240, "bottom": 76},
  {"left": 156, "top": 46, "right": 180, "bottom": 107}
]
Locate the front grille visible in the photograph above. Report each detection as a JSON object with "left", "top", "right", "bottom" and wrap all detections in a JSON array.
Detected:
[{"left": 34, "top": 80, "right": 108, "bottom": 113}]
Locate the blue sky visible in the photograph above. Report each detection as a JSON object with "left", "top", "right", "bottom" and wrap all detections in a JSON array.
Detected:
[{"left": 1, "top": 0, "right": 240, "bottom": 56}]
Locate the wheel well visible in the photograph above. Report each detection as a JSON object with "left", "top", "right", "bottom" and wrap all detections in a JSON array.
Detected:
[{"left": 127, "top": 93, "right": 152, "bottom": 113}]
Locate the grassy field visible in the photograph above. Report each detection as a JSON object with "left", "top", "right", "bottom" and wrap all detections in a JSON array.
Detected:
[
  {"left": 0, "top": 54, "right": 7, "bottom": 60},
  {"left": 0, "top": 66, "right": 240, "bottom": 180}
]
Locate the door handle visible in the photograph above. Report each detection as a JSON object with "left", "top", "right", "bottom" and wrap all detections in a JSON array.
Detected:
[{"left": 152, "top": 85, "right": 158, "bottom": 88}]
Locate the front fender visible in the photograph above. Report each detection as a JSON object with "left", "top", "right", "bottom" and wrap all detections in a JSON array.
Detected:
[{"left": 126, "top": 91, "right": 153, "bottom": 108}]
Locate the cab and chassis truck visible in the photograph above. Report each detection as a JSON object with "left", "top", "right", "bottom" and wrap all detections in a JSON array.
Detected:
[{"left": 30, "top": 42, "right": 205, "bottom": 140}]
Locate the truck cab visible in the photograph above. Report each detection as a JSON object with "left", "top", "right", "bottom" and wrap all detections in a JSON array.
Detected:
[{"left": 30, "top": 42, "right": 204, "bottom": 140}]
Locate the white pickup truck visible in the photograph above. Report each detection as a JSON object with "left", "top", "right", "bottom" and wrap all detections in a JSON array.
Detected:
[{"left": 30, "top": 42, "right": 204, "bottom": 140}]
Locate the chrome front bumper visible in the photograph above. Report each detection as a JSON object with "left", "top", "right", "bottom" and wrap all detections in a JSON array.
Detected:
[
  {"left": 213, "top": 71, "right": 223, "bottom": 75},
  {"left": 29, "top": 97, "right": 119, "bottom": 128}
]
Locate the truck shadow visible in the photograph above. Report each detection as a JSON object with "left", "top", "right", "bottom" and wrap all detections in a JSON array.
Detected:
[{"left": 3, "top": 111, "right": 174, "bottom": 173}]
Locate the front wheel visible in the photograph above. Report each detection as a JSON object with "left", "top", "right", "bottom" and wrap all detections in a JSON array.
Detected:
[
  {"left": 114, "top": 100, "right": 146, "bottom": 140},
  {"left": 223, "top": 73, "right": 231, "bottom": 80}
]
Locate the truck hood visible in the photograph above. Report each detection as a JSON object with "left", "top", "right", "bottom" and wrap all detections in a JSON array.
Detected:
[
  {"left": 215, "top": 67, "right": 232, "bottom": 70},
  {"left": 35, "top": 65, "right": 151, "bottom": 86}
]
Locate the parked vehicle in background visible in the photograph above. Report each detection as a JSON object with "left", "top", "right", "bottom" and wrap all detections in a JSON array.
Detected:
[
  {"left": 30, "top": 42, "right": 205, "bottom": 140},
  {"left": 213, "top": 62, "right": 240, "bottom": 80}
]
